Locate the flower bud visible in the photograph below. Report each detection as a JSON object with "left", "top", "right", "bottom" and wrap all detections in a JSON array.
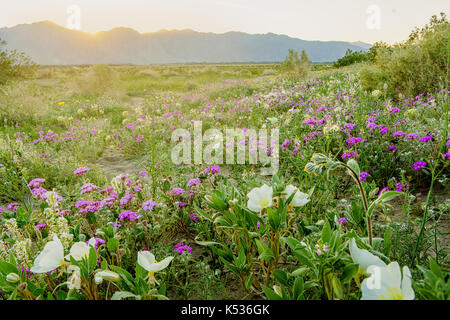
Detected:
[
  {"left": 273, "top": 285, "right": 282, "bottom": 297},
  {"left": 96, "top": 270, "right": 121, "bottom": 282},
  {"left": 6, "top": 273, "right": 20, "bottom": 283}
]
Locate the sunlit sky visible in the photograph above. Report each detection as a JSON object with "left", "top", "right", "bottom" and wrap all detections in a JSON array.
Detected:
[{"left": 1, "top": 0, "right": 449, "bottom": 44}]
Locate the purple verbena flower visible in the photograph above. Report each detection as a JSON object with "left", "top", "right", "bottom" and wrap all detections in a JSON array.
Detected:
[
  {"left": 74, "top": 167, "right": 90, "bottom": 176},
  {"left": 359, "top": 172, "right": 371, "bottom": 182},
  {"left": 80, "top": 183, "right": 99, "bottom": 195},
  {"left": 171, "top": 188, "right": 185, "bottom": 196},
  {"left": 413, "top": 161, "right": 427, "bottom": 171},
  {"left": 119, "top": 210, "right": 138, "bottom": 221},
  {"left": 142, "top": 200, "right": 158, "bottom": 211},
  {"left": 27, "top": 178, "right": 45, "bottom": 189},
  {"left": 187, "top": 178, "right": 201, "bottom": 187}
]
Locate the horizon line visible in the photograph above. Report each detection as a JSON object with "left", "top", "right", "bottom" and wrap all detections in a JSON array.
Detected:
[{"left": 0, "top": 20, "right": 374, "bottom": 45}]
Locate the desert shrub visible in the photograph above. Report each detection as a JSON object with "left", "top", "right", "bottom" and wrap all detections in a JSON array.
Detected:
[
  {"left": 0, "top": 38, "right": 37, "bottom": 84},
  {"left": 74, "top": 64, "right": 122, "bottom": 96},
  {"left": 280, "top": 49, "right": 310, "bottom": 79},
  {"left": 185, "top": 81, "right": 198, "bottom": 91},
  {"left": 333, "top": 49, "right": 369, "bottom": 67},
  {"left": 360, "top": 13, "right": 449, "bottom": 97}
]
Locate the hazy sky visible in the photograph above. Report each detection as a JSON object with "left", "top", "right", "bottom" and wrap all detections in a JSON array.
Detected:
[{"left": 1, "top": 0, "right": 448, "bottom": 43}]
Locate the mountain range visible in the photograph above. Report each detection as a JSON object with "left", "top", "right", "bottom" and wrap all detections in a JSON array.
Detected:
[{"left": 0, "top": 21, "right": 372, "bottom": 65}]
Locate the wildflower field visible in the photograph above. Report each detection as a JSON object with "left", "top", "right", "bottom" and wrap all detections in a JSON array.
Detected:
[{"left": 0, "top": 60, "right": 447, "bottom": 300}]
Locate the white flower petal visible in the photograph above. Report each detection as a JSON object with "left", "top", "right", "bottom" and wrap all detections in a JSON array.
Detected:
[
  {"left": 247, "top": 184, "right": 273, "bottom": 212},
  {"left": 349, "top": 238, "right": 386, "bottom": 273},
  {"left": 137, "top": 251, "right": 155, "bottom": 271},
  {"left": 401, "top": 266, "right": 415, "bottom": 300},
  {"left": 67, "top": 242, "right": 90, "bottom": 261},
  {"left": 146, "top": 256, "right": 174, "bottom": 272},
  {"left": 30, "top": 235, "right": 64, "bottom": 274}
]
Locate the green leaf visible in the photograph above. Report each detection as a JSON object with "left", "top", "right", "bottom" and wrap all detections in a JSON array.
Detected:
[
  {"left": 368, "top": 191, "right": 401, "bottom": 216},
  {"left": 341, "top": 263, "right": 359, "bottom": 283},
  {"left": 162, "top": 180, "right": 171, "bottom": 191},
  {"left": 292, "top": 267, "right": 308, "bottom": 277},
  {"left": 0, "top": 260, "right": 18, "bottom": 275},
  {"left": 104, "top": 225, "right": 114, "bottom": 238},
  {"left": 210, "top": 193, "right": 228, "bottom": 211},
  {"left": 273, "top": 269, "right": 288, "bottom": 286},
  {"left": 281, "top": 237, "right": 304, "bottom": 251},
  {"left": 152, "top": 294, "right": 169, "bottom": 300},
  {"left": 135, "top": 263, "right": 147, "bottom": 280},
  {"left": 267, "top": 208, "right": 281, "bottom": 230},
  {"left": 378, "top": 191, "right": 401, "bottom": 203},
  {"left": 261, "top": 285, "right": 282, "bottom": 300},
  {"left": 244, "top": 274, "right": 253, "bottom": 291},
  {"left": 193, "top": 204, "right": 212, "bottom": 222},
  {"left": 254, "top": 239, "right": 275, "bottom": 263},
  {"left": 291, "top": 250, "right": 315, "bottom": 270},
  {"left": 109, "top": 266, "right": 135, "bottom": 290},
  {"left": 86, "top": 211, "right": 97, "bottom": 225},
  {"left": 214, "top": 216, "right": 232, "bottom": 227},
  {"left": 331, "top": 276, "right": 343, "bottom": 299},
  {"left": 220, "top": 257, "right": 238, "bottom": 274},
  {"left": 293, "top": 276, "right": 304, "bottom": 300},
  {"left": 88, "top": 246, "right": 97, "bottom": 270},
  {"left": 321, "top": 220, "right": 331, "bottom": 243},
  {"left": 159, "top": 283, "right": 167, "bottom": 296},
  {"left": 195, "top": 240, "right": 221, "bottom": 246},
  {"left": 346, "top": 159, "right": 360, "bottom": 177},
  {"left": 429, "top": 259, "right": 444, "bottom": 278},
  {"left": 235, "top": 247, "right": 247, "bottom": 269},
  {"left": 111, "top": 291, "right": 140, "bottom": 300}
]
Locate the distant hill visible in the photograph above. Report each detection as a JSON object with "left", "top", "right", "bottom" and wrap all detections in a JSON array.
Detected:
[{"left": 0, "top": 21, "right": 372, "bottom": 65}]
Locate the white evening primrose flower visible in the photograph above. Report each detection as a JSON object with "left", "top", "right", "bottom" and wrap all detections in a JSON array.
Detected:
[
  {"left": 137, "top": 251, "right": 174, "bottom": 285},
  {"left": 30, "top": 235, "right": 65, "bottom": 274},
  {"left": 247, "top": 184, "right": 273, "bottom": 213},
  {"left": 349, "top": 238, "right": 386, "bottom": 274},
  {"left": 65, "top": 238, "right": 96, "bottom": 261},
  {"left": 284, "top": 185, "right": 310, "bottom": 207},
  {"left": 361, "top": 262, "right": 414, "bottom": 300}
]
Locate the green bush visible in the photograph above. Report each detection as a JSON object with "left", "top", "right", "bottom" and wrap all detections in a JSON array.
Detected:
[
  {"left": 280, "top": 49, "right": 310, "bottom": 79},
  {"left": 333, "top": 49, "right": 369, "bottom": 68},
  {"left": 360, "top": 13, "right": 449, "bottom": 97}
]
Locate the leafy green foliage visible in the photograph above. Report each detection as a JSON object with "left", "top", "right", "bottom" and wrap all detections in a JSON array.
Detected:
[
  {"left": 0, "top": 38, "right": 37, "bottom": 84},
  {"left": 360, "top": 13, "right": 449, "bottom": 97}
]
